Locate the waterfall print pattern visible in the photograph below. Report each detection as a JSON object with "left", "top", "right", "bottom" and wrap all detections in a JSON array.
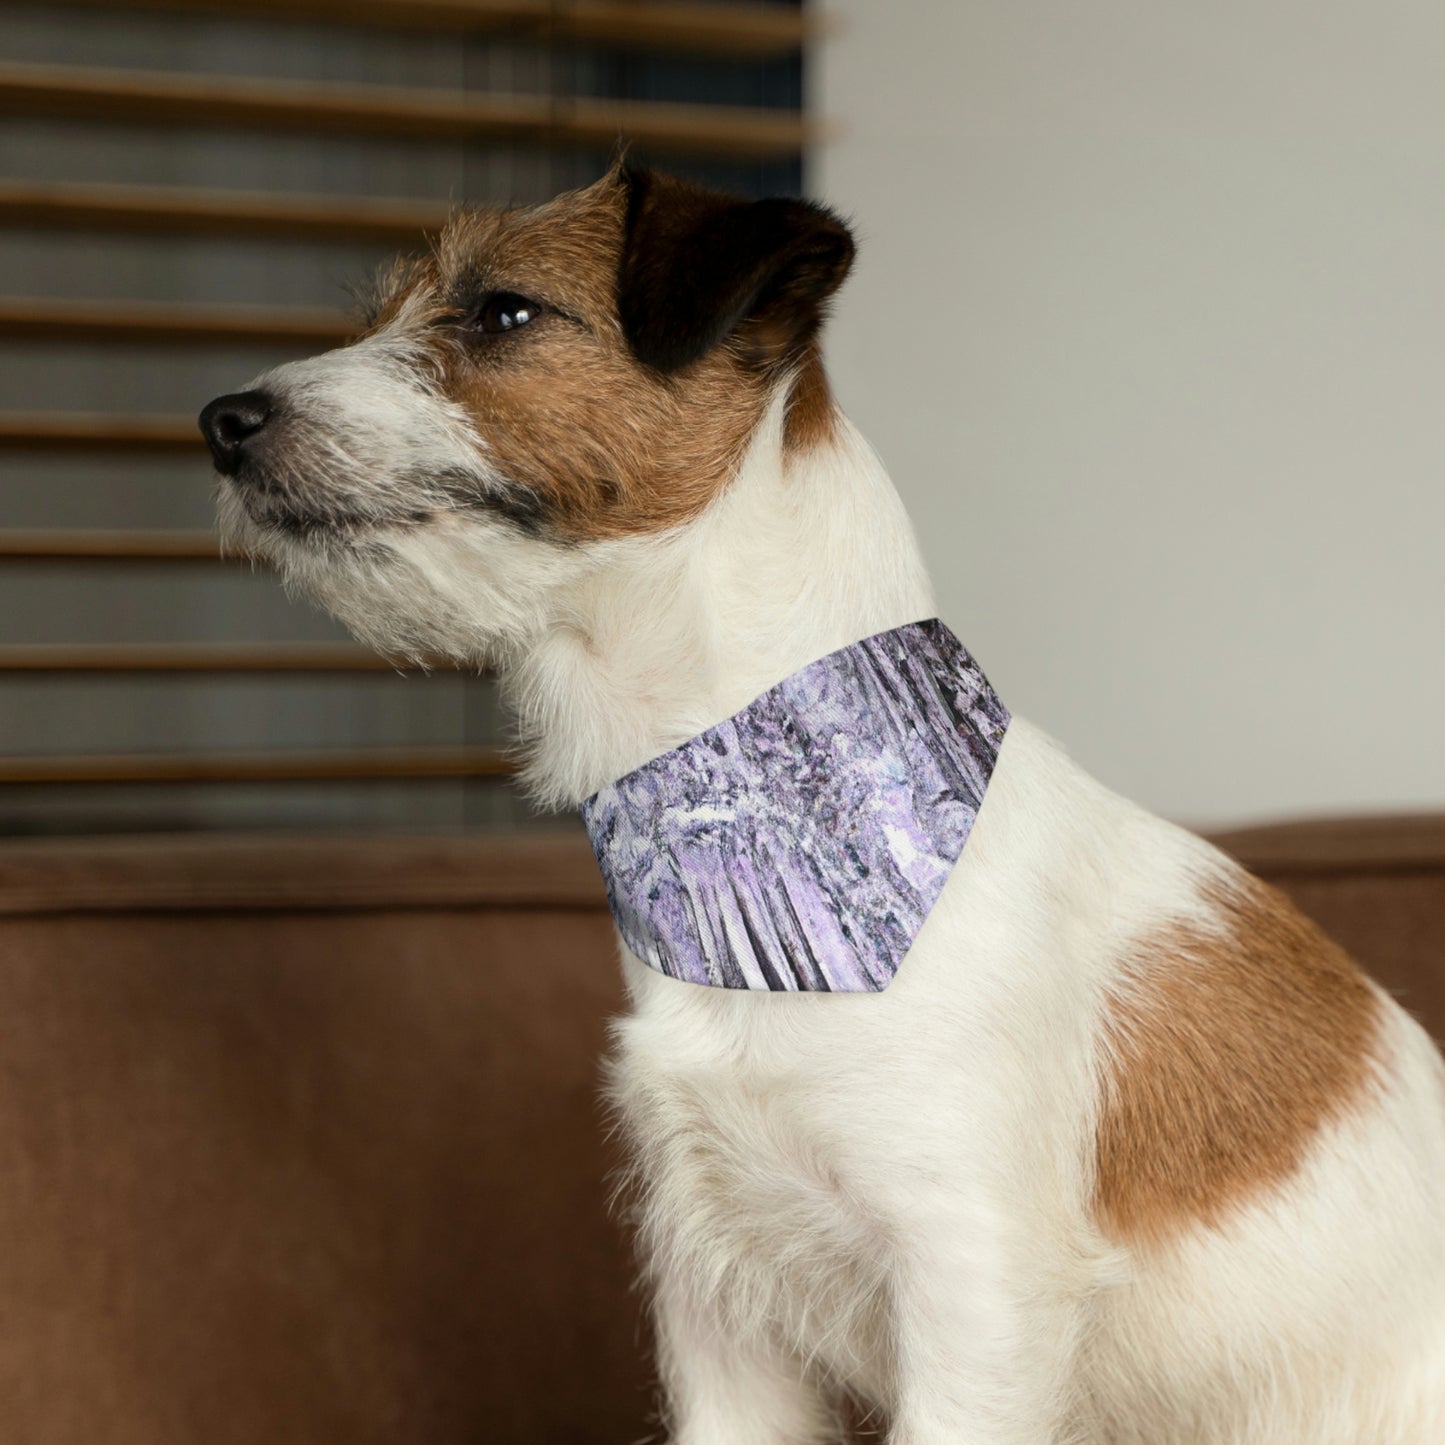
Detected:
[{"left": 581, "top": 621, "right": 1010, "bottom": 992}]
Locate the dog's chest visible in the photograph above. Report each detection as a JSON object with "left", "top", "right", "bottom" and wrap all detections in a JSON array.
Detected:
[{"left": 611, "top": 991, "right": 893, "bottom": 1386}]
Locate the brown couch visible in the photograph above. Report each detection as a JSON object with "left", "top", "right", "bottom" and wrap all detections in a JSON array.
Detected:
[{"left": 0, "top": 818, "right": 1439, "bottom": 1443}]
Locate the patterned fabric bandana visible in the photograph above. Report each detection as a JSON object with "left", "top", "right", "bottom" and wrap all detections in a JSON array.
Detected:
[{"left": 581, "top": 620, "right": 1009, "bottom": 992}]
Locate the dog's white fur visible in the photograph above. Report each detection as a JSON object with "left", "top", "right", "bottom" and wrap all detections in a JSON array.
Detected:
[{"left": 215, "top": 223, "right": 1445, "bottom": 1444}]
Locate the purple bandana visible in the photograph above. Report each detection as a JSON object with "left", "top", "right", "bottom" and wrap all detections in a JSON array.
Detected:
[{"left": 581, "top": 620, "right": 1009, "bottom": 992}]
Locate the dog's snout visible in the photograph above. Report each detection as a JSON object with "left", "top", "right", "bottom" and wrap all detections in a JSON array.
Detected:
[{"left": 199, "top": 390, "right": 273, "bottom": 475}]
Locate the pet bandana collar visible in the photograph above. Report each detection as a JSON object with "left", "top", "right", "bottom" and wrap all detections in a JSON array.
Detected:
[{"left": 581, "top": 620, "right": 1009, "bottom": 993}]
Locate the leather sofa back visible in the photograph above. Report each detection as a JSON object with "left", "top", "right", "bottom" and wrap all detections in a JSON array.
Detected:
[{"left": 0, "top": 820, "right": 1439, "bottom": 1442}]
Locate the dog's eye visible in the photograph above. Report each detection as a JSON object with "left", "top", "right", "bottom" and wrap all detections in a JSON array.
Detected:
[{"left": 474, "top": 292, "right": 542, "bottom": 335}]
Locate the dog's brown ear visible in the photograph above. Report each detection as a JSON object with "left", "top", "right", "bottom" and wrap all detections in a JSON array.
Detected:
[{"left": 618, "top": 167, "right": 855, "bottom": 375}]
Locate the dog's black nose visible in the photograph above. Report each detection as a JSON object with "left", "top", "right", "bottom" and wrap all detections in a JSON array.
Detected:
[{"left": 199, "top": 391, "right": 273, "bottom": 475}]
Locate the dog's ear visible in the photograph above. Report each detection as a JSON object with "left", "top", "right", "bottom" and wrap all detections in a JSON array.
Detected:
[{"left": 618, "top": 167, "right": 855, "bottom": 375}]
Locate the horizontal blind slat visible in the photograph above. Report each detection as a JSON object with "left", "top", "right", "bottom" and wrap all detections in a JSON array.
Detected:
[
  {"left": 0, "top": 530, "right": 229, "bottom": 561},
  {"left": 18, "top": 0, "right": 815, "bottom": 58},
  {"left": 0, "top": 644, "right": 442, "bottom": 673},
  {"left": 0, "top": 298, "right": 353, "bottom": 347},
  {"left": 0, "top": 412, "right": 202, "bottom": 451},
  {"left": 0, "top": 181, "right": 449, "bottom": 244},
  {"left": 0, "top": 747, "right": 514, "bottom": 784},
  {"left": 0, "top": 62, "right": 819, "bottom": 161}
]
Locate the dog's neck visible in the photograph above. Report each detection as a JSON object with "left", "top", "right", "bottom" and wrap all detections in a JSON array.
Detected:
[{"left": 505, "top": 391, "right": 937, "bottom": 809}]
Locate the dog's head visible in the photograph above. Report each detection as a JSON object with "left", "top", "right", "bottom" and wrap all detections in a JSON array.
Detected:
[{"left": 199, "top": 166, "right": 854, "bottom": 662}]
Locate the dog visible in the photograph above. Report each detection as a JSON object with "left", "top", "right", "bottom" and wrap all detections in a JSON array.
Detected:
[{"left": 200, "top": 164, "right": 1445, "bottom": 1443}]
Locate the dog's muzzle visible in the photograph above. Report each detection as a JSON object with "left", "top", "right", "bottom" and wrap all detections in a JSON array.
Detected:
[{"left": 199, "top": 390, "right": 274, "bottom": 476}]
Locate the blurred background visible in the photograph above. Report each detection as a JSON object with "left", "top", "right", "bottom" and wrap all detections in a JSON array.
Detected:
[
  {"left": 820, "top": 1, "right": 1445, "bottom": 828},
  {"left": 2, "top": 1, "right": 1440, "bottom": 840},
  {"left": 0, "top": 4, "right": 1442, "bottom": 1443}
]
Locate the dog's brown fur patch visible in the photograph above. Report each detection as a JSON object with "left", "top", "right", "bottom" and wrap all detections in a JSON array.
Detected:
[
  {"left": 366, "top": 174, "right": 821, "bottom": 542},
  {"left": 1094, "top": 874, "right": 1382, "bottom": 1247},
  {"left": 782, "top": 341, "right": 840, "bottom": 453}
]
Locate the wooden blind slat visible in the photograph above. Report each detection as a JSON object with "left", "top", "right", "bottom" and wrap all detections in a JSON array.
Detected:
[
  {"left": 0, "top": 180, "right": 449, "bottom": 245},
  {"left": 0, "top": 62, "right": 818, "bottom": 161},
  {"left": 0, "top": 412, "right": 201, "bottom": 452},
  {"left": 0, "top": 530, "right": 227, "bottom": 561},
  {"left": 0, "top": 746, "right": 513, "bottom": 784},
  {"left": 19, "top": 0, "right": 815, "bottom": 58},
  {"left": 0, "top": 643, "right": 421, "bottom": 672},
  {"left": 0, "top": 298, "right": 353, "bottom": 348}
]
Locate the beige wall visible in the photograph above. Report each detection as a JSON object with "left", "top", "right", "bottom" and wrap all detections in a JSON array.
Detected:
[{"left": 814, "top": 1, "right": 1445, "bottom": 826}]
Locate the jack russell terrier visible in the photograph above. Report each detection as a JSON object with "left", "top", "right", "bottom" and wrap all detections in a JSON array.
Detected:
[{"left": 200, "top": 164, "right": 1445, "bottom": 1444}]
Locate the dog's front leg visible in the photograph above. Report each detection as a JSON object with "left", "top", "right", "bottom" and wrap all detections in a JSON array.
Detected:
[
  {"left": 654, "top": 1274, "right": 841, "bottom": 1445},
  {"left": 885, "top": 1223, "right": 1086, "bottom": 1445}
]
